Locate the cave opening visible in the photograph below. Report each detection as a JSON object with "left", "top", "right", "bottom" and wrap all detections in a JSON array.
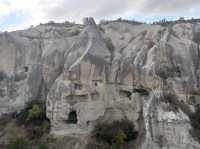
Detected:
[
  {"left": 133, "top": 88, "right": 149, "bottom": 96},
  {"left": 24, "top": 66, "right": 28, "bottom": 72},
  {"left": 120, "top": 90, "right": 132, "bottom": 100},
  {"left": 67, "top": 110, "right": 78, "bottom": 124}
]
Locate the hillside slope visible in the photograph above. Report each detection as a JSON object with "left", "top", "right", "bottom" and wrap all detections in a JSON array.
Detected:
[{"left": 0, "top": 18, "right": 200, "bottom": 149}]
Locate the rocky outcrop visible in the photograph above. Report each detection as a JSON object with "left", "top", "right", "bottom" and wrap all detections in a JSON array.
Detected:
[{"left": 0, "top": 18, "right": 200, "bottom": 149}]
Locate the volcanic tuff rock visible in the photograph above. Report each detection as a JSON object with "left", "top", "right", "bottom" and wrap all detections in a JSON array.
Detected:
[{"left": 0, "top": 18, "right": 200, "bottom": 149}]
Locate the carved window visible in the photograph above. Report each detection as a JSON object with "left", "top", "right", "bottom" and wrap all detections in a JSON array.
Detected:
[
  {"left": 93, "top": 80, "right": 102, "bottom": 87},
  {"left": 175, "top": 66, "right": 181, "bottom": 77},
  {"left": 120, "top": 90, "right": 132, "bottom": 100},
  {"left": 67, "top": 110, "right": 78, "bottom": 124},
  {"left": 133, "top": 88, "right": 149, "bottom": 96},
  {"left": 86, "top": 120, "right": 90, "bottom": 126},
  {"left": 47, "top": 101, "right": 50, "bottom": 106},
  {"left": 74, "top": 83, "right": 82, "bottom": 90},
  {"left": 24, "top": 66, "right": 28, "bottom": 72}
]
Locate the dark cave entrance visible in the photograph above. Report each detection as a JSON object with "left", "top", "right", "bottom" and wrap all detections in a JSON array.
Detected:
[
  {"left": 24, "top": 66, "right": 29, "bottom": 72},
  {"left": 67, "top": 110, "right": 78, "bottom": 124}
]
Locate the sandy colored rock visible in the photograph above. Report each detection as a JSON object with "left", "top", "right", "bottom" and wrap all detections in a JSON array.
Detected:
[{"left": 0, "top": 18, "right": 200, "bottom": 149}]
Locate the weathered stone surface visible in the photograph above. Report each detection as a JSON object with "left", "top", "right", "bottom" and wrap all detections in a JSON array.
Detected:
[{"left": 1, "top": 18, "right": 200, "bottom": 149}]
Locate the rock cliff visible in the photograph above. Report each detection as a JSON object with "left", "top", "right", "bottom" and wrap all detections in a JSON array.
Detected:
[{"left": 0, "top": 18, "right": 200, "bottom": 149}]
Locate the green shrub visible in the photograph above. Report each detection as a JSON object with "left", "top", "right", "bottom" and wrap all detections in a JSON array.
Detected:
[
  {"left": 27, "top": 126, "right": 45, "bottom": 139},
  {"left": 111, "top": 143, "right": 121, "bottom": 149},
  {"left": 37, "top": 144, "right": 48, "bottom": 149},
  {"left": 17, "top": 100, "right": 47, "bottom": 125},
  {"left": 113, "top": 120, "right": 138, "bottom": 142},
  {"left": 92, "top": 120, "right": 138, "bottom": 146},
  {"left": 187, "top": 106, "right": 200, "bottom": 143},
  {"left": 8, "top": 137, "right": 29, "bottom": 149},
  {"left": 93, "top": 122, "right": 113, "bottom": 144},
  {"left": 190, "top": 107, "right": 200, "bottom": 141},
  {"left": 155, "top": 63, "right": 175, "bottom": 80},
  {"left": 17, "top": 100, "right": 50, "bottom": 139},
  {"left": 26, "top": 120, "right": 50, "bottom": 140},
  {"left": 41, "top": 120, "right": 51, "bottom": 132},
  {"left": 112, "top": 130, "right": 126, "bottom": 148},
  {"left": 27, "top": 104, "right": 43, "bottom": 122}
]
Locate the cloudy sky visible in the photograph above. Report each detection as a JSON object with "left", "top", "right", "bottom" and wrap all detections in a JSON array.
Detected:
[{"left": 0, "top": 0, "right": 200, "bottom": 31}]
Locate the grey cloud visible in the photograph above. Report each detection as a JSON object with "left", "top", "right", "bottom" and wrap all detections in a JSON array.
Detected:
[
  {"left": 36, "top": 0, "right": 200, "bottom": 23},
  {"left": 2, "top": 0, "right": 200, "bottom": 31},
  {"left": 141, "top": 0, "right": 200, "bottom": 16},
  {"left": 36, "top": 0, "right": 137, "bottom": 22}
]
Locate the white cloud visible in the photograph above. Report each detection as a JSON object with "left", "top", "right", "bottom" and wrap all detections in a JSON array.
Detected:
[
  {"left": 0, "top": 0, "right": 200, "bottom": 31},
  {"left": 141, "top": 0, "right": 200, "bottom": 17},
  {"left": 30, "top": 0, "right": 144, "bottom": 24}
]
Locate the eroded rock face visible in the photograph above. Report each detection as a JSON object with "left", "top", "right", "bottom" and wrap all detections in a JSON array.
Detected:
[{"left": 0, "top": 18, "right": 200, "bottom": 149}]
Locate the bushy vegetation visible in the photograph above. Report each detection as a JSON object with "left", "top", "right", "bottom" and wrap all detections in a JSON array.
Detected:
[
  {"left": 2, "top": 100, "right": 52, "bottom": 149},
  {"left": 37, "top": 144, "right": 48, "bottom": 149},
  {"left": 27, "top": 104, "right": 43, "bottom": 121},
  {"left": 156, "top": 63, "right": 182, "bottom": 81},
  {"left": 8, "top": 137, "right": 30, "bottom": 149},
  {"left": 17, "top": 100, "right": 48, "bottom": 125},
  {"left": 8, "top": 136, "right": 49, "bottom": 149},
  {"left": 92, "top": 120, "right": 138, "bottom": 148},
  {"left": 17, "top": 100, "right": 50, "bottom": 139},
  {"left": 190, "top": 107, "right": 200, "bottom": 141},
  {"left": 156, "top": 63, "right": 174, "bottom": 80}
]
